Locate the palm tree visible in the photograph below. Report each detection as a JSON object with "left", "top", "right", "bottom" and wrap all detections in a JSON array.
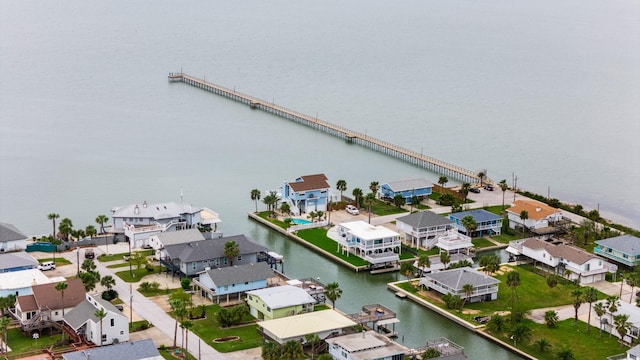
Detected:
[
  {"left": 47, "top": 213, "right": 60, "bottom": 238},
  {"left": 280, "top": 202, "right": 291, "bottom": 216},
  {"left": 58, "top": 218, "right": 73, "bottom": 241},
  {"left": 614, "top": 314, "right": 632, "bottom": 347},
  {"left": 95, "top": 215, "right": 109, "bottom": 234},
  {"left": 392, "top": 194, "right": 405, "bottom": 208},
  {"left": 85, "top": 225, "right": 97, "bottom": 239},
  {"left": 369, "top": 181, "right": 380, "bottom": 197},
  {"left": 571, "top": 288, "right": 583, "bottom": 327},
  {"left": 100, "top": 275, "right": 116, "bottom": 292},
  {"left": 506, "top": 270, "right": 521, "bottom": 309},
  {"left": 336, "top": 179, "right": 347, "bottom": 200},
  {"left": 593, "top": 302, "right": 606, "bottom": 338},
  {"left": 519, "top": 210, "right": 529, "bottom": 234},
  {"left": 486, "top": 314, "right": 505, "bottom": 333},
  {"left": 417, "top": 255, "right": 431, "bottom": 275},
  {"left": 262, "top": 341, "right": 281, "bottom": 360},
  {"left": 325, "top": 282, "right": 342, "bottom": 309},
  {"left": 439, "top": 252, "right": 451, "bottom": 270},
  {"left": 363, "top": 193, "right": 376, "bottom": 224},
  {"left": 0, "top": 316, "right": 10, "bottom": 354},
  {"left": 400, "top": 262, "right": 415, "bottom": 289},
  {"left": 55, "top": 281, "right": 68, "bottom": 316},
  {"left": 626, "top": 272, "right": 639, "bottom": 303},
  {"left": 498, "top": 179, "right": 508, "bottom": 209},
  {"left": 479, "top": 255, "right": 500, "bottom": 275},
  {"left": 305, "top": 333, "right": 321, "bottom": 359},
  {"left": 477, "top": 171, "right": 485, "bottom": 186},
  {"left": 555, "top": 347, "right": 576, "bottom": 360},
  {"left": 545, "top": 310, "right": 559, "bottom": 328},
  {"left": 181, "top": 320, "right": 194, "bottom": 355},
  {"left": 462, "top": 283, "right": 474, "bottom": 305},
  {"left": 169, "top": 298, "right": 187, "bottom": 348},
  {"left": 460, "top": 215, "right": 478, "bottom": 237},
  {"left": 605, "top": 295, "right": 621, "bottom": 337},
  {"left": 250, "top": 189, "right": 261, "bottom": 213},
  {"left": 583, "top": 287, "right": 598, "bottom": 333},
  {"left": 282, "top": 340, "right": 304, "bottom": 360},
  {"left": 533, "top": 338, "right": 552, "bottom": 353},
  {"left": 262, "top": 192, "right": 281, "bottom": 217},
  {"left": 94, "top": 308, "right": 107, "bottom": 346},
  {"left": 352, "top": 188, "right": 363, "bottom": 208},
  {"left": 508, "top": 324, "right": 532, "bottom": 347},
  {"left": 224, "top": 241, "right": 240, "bottom": 266},
  {"left": 460, "top": 182, "right": 471, "bottom": 203},
  {"left": 438, "top": 176, "right": 448, "bottom": 188}
]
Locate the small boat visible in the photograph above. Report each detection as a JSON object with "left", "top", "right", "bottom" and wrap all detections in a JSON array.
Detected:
[{"left": 395, "top": 291, "right": 407, "bottom": 299}]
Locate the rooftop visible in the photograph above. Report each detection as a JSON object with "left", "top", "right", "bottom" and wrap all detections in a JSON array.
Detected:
[
  {"left": 523, "top": 238, "right": 598, "bottom": 265},
  {"left": 340, "top": 221, "right": 400, "bottom": 240},
  {"left": 383, "top": 178, "right": 433, "bottom": 192},
  {"left": 0, "top": 251, "right": 38, "bottom": 271},
  {"left": 288, "top": 174, "right": 330, "bottom": 192},
  {"left": 396, "top": 211, "right": 453, "bottom": 228},
  {"left": 247, "top": 284, "right": 316, "bottom": 309},
  {"left": 258, "top": 309, "right": 356, "bottom": 341},
  {"left": 111, "top": 201, "right": 203, "bottom": 220},
  {"left": 420, "top": 267, "right": 500, "bottom": 290},
  {"left": 154, "top": 228, "right": 205, "bottom": 246},
  {"left": 325, "top": 330, "right": 408, "bottom": 360},
  {"left": 203, "top": 262, "right": 274, "bottom": 287},
  {"left": 0, "top": 222, "right": 28, "bottom": 241},
  {"left": 449, "top": 209, "right": 503, "bottom": 222},
  {"left": 506, "top": 199, "right": 560, "bottom": 220},
  {"left": 595, "top": 235, "right": 640, "bottom": 255},
  {"left": 61, "top": 339, "right": 162, "bottom": 360},
  {"left": 164, "top": 234, "right": 266, "bottom": 263},
  {"left": 0, "top": 268, "right": 52, "bottom": 291}
]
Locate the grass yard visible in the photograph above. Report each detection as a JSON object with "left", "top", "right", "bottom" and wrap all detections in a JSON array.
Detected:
[
  {"left": 483, "top": 205, "right": 507, "bottom": 215},
  {"left": 297, "top": 228, "right": 369, "bottom": 267},
  {"left": 158, "top": 347, "right": 197, "bottom": 360},
  {"left": 369, "top": 200, "right": 408, "bottom": 216},
  {"left": 38, "top": 257, "right": 72, "bottom": 265},
  {"left": 5, "top": 328, "right": 60, "bottom": 355},
  {"left": 98, "top": 250, "right": 154, "bottom": 262},
  {"left": 107, "top": 262, "right": 133, "bottom": 269},
  {"left": 139, "top": 287, "right": 180, "bottom": 297},
  {"left": 472, "top": 238, "right": 495, "bottom": 249},
  {"left": 115, "top": 265, "right": 163, "bottom": 282},
  {"left": 490, "top": 232, "right": 523, "bottom": 244}
]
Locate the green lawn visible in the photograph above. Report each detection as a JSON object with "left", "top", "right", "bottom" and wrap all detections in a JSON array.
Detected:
[
  {"left": 159, "top": 347, "right": 197, "bottom": 360},
  {"left": 108, "top": 262, "right": 134, "bottom": 269},
  {"left": 472, "top": 238, "right": 495, "bottom": 249},
  {"left": 483, "top": 205, "right": 507, "bottom": 215},
  {"left": 139, "top": 287, "right": 180, "bottom": 297},
  {"left": 129, "top": 320, "right": 152, "bottom": 332},
  {"left": 5, "top": 328, "right": 60, "bottom": 355},
  {"left": 297, "top": 228, "right": 369, "bottom": 267},
  {"left": 490, "top": 232, "right": 523, "bottom": 244},
  {"left": 370, "top": 200, "right": 408, "bottom": 216},
  {"left": 38, "top": 257, "right": 72, "bottom": 265},
  {"left": 115, "top": 265, "right": 163, "bottom": 282},
  {"left": 98, "top": 250, "right": 154, "bottom": 262}
]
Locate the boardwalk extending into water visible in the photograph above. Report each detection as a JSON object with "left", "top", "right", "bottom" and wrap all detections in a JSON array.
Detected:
[{"left": 169, "top": 72, "right": 481, "bottom": 183}]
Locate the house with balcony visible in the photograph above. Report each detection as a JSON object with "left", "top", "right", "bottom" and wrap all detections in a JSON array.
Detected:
[
  {"left": 380, "top": 178, "right": 433, "bottom": 204},
  {"left": 195, "top": 262, "right": 275, "bottom": 303},
  {"left": 596, "top": 300, "right": 640, "bottom": 346},
  {"left": 281, "top": 174, "right": 331, "bottom": 216},
  {"left": 246, "top": 284, "right": 316, "bottom": 320},
  {"left": 63, "top": 293, "right": 129, "bottom": 346},
  {"left": 111, "top": 200, "right": 221, "bottom": 248},
  {"left": 418, "top": 267, "right": 500, "bottom": 302},
  {"left": 395, "top": 211, "right": 455, "bottom": 249},
  {"left": 594, "top": 235, "right": 640, "bottom": 268},
  {"left": 326, "top": 330, "right": 409, "bottom": 360},
  {"left": 505, "top": 200, "right": 565, "bottom": 238},
  {"left": 508, "top": 238, "right": 617, "bottom": 284},
  {"left": 448, "top": 209, "right": 503, "bottom": 237},
  {"left": 257, "top": 309, "right": 357, "bottom": 345},
  {"left": 149, "top": 228, "right": 205, "bottom": 260},
  {"left": 0, "top": 222, "right": 29, "bottom": 252},
  {"left": 334, "top": 221, "right": 402, "bottom": 267}
]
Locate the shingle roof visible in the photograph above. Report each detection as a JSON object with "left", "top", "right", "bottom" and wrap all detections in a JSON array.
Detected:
[
  {"left": 421, "top": 267, "right": 500, "bottom": 290},
  {"left": 0, "top": 252, "right": 38, "bottom": 271},
  {"left": 247, "top": 285, "right": 316, "bottom": 309},
  {"left": 62, "top": 339, "right": 162, "bottom": 360},
  {"left": 164, "top": 235, "right": 266, "bottom": 263},
  {"left": 506, "top": 200, "right": 560, "bottom": 220},
  {"left": 449, "top": 209, "right": 503, "bottom": 222},
  {"left": 595, "top": 235, "right": 640, "bottom": 256},
  {"left": 156, "top": 229, "right": 205, "bottom": 246},
  {"left": 17, "top": 294, "right": 38, "bottom": 311},
  {"left": 288, "top": 174, "right": 330, "bottom": 192},
  {"left": 111, "top": 201, "right": 202, "bottom": 220},
  {"left": 0, "top": 222, "right": 28, "bottom": 242},
  {"left": 32, "top": 278, "right": 85, "bottom": 310},
  {"left": 64, "top": 295, "right": 126, "bottom": 330},
  {"left": 523, "top": 238, "right": 596, "bottom": 265},
  {"left": 383, "top": 178, "right": 433, "bottom": 192},
  {"left": 396, "top": 211, "right": 453, "bottom": 228},
  {"left": 204, "top": 262, "right": 274, "bottom": 287}
]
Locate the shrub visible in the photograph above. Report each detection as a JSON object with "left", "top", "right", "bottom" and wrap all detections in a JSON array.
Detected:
[
  {"left": 101, "top": 289, "right": 118, "bottom": 301},
  {"left": 139, "top": 282, "right": 152, "bottom": 292},
  {"left": 146, "top": 264, "right": 154, "bottom": 272},
  {"left": 181, "top": 277, "right": 191, "bottom": 290},
  {"left": 150, "top": 281, "right": 160, "bottom": 291}
]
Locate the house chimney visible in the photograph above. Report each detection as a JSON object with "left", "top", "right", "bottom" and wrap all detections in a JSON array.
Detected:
[
  {"left": 143, "top": 201, "right": 147, "bottom": 208},
  {"left": 134, "top": 205, "right": 139, "bottom": 215}
]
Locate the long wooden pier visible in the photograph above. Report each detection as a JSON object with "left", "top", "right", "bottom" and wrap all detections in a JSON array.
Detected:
[{"left": 168, "top": 72, "right": 481, "bottom": 183}]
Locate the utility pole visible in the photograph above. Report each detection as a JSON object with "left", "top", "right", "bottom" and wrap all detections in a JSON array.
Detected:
[{"left": 76, "top": 247, "right": 80, "bottom": 276}]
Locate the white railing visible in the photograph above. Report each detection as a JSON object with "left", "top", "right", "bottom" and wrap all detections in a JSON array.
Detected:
[{"left": 288, "top": 220, "right": 328, "bottom": 233}]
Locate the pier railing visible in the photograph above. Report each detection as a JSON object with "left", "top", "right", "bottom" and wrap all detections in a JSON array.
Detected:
[{"left": 168, "top": 72, "right": 482, "bottom": 183}]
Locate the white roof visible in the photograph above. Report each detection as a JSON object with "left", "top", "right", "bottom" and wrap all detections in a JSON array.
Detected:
[
  {"left": 259, "top": 309, "right": 356, "bottom": 341},
  {"left": 111, "top": 201, "right": 201, "bottom": 219},
  {"left": 340, "top": 221, "right": 400, "bottom": 240},
  {"left": 0, "top": 269, "right": 53, "bottom": 290},
  {"left": 247, "top": 285, "right": 315, "bottom": 309}
]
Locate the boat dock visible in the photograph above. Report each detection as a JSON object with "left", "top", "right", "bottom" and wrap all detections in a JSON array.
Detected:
[{"left": 168, "top": 72, "right": 482, "bottom": 183}]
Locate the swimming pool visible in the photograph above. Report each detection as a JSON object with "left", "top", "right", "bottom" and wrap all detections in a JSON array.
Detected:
[{"left": 286, "top": 218, "right": 312, "bottom": 225}]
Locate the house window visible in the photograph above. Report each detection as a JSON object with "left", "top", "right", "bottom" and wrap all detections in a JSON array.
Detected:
[
  {"left": 215, "top": 259, "right": 220, "bottom": 267},
  {"left": 624, "top": 254, "right": 629, "bottom": 259},
  {"left": 55, "top": 311, "right": 59, "bottom": 316},
  {"left": 120, "top": 331, "right": 124, "bottom": 335},
  {"left": 102, "top": 334, "right": 107, "bottom": 343},
  {"left": 237, "top": 255, "right": 242, "bottom": 262},
  {"left": 267, "top": 307, "right": 271, "bottom": 312},
  {"left": 111, "top": 319, "right": 115, "bottom": 327},
  {"left": 223, "top": 258, "right": 228, "bottom": 266},
  {"left": 192, "top": 262, "right": 197, "bottom": 270}
]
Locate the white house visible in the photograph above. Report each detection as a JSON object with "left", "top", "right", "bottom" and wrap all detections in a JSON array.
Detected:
[
  {"left": 505, "top": 200, "right": 564, "bottom": 238},
  {"left": 395, "top": 211, "right": 455, "bottom": 249},
  {"left": 335, "top": 221, "right": 401, "bottom": 267},
  {"left": 0, "top": 222, "right": 29, "bottom": 252},
  {"left": 326, "top": 330, "right": 409, "bottom": 360},
  {"left": 0, "top": 268, "right": 52, "bottom": 298},
  {"left": 64, "top": 293, "right": 129, "bottom": 346},
  {"left": 594, "top": 300, "right": 640, "bottom": 345}
]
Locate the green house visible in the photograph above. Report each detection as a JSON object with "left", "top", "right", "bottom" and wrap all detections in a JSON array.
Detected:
[{"left": 246, "top": 284, "right": 316, "bottom": 320}]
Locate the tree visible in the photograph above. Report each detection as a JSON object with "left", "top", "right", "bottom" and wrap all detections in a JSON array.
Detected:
[
  {"left": 262, "top": 192, "right": 281, "bottom": 217},
  {"left": 606, "top": 295, "right": 621, "bottom": 337},
  {"left": 181, "top": 320, "right": 194, "bottom": 355},
  {"left": 130, "top": 252, "right": 148, "bottom": 273},
  {"left": 499, "top": 179, "right": 508, "bottom": 209},
  {"left": 626, "top": 272, "right": 639, "bottom": 303},
  {"left": 305, "top": 333, "right": 321, "bottom": 360},
  {"left": 47, "top": 213, "right": 60, "bottom": 238},
  {"left": 352, "top": 188, "right": 363, "bottom": 208},
  {"left": 250, "top": 189, "right": 261, "bottom": 213},
  {"left": 533, "top": 338, "right": 552, "bottom": 353},
  {"left": 545, "top": 310, "right": 559, "bottom": 328},
  {"left": 459, "top": 182, "right": 471, "bottom": 203},
  {"left": 85, "top": 225, "right": 97, "bottom": 238},
  {"left": 438, "top": 176, "right": 448, "bottom": 188},
  {"left": 224, "top": 241, "right": 240, "bottom": 266},
  {"left": 460, "top": 215, "right": 477, "bottom": 237},
  {"left": 392, "top": 194, "right": 405, "bottom": 208},
  {"left": 555, "top": 347, "right": 576, "bottom": 360},
  {"left": 55, "top": 281, "right": 68, "bottom": 316},
  {"left": 363, "top": 193, "right": 376, "bottom": 224},
  {"left": 479, "top": 255, "right": 500, "bottom": 275},
  {"left": 477, "top": 171, "right": 485, "bottom": 186},
  {"left": 80, "top": 271, "right": 100, "bottom": 292},
  {"left": 583, "top": 286, "right": 598, "bottom": 333},
  {"left": 81, "top": 259, "right": 97, "bottom": 273},
  {"left": 0, "top": 316, "right": 9, "bottom": 354},
  {"left": 593, "top": 302, "right": 606, "bottom": 338},
  {"left": 448, "top": 259, "right": 474, "bottom": 270},
  {"left": 280, "top": 202, "right": 291, "bottom": 216},
  {"left": 571, "top": 288, "right": 583, "bottom": 327},
  {"left": 95, "top": 214, "right": 109, "bottom": 234},
  {"left": 519, "top": 210, "right": 529, "bottom": 234},
  {"left": 262, "top": 341, "right": 281, "bottom": 360},
  {"left": 439, "top": 252, "right": 451, "bottom": 270},
  {"left": 283, "top": 218, "right": 292, "bottom": 229},
  {"left": 0, "top": 294, "right": 16, "bottom": 317},
  {"left": 100, "top": 275, "right": 116, "bottom": 291},
  {"left": 486, "top": 315, "right": 506, "bottom": 333},
  {"left": 508, "top": 324, "right": 532, "bottom": 347},
  {"left": 169, "top": 296, "right": 188, "bottom": 348},
  {"left": 369, "top": 181, "right": 380, "bottom": 197},
  {"left": 325, "top": 282, "right": 342, "bottom": 309},
  {"left": 336, "top": 179, "right": 347, "bottom": 200},
  {"left": 422, "top": 347, "right": 442, "bottom": 359},
  {"left": 282, "top": 340, "right": 304, "bottom": 360},
  {"left": 506, "top": 270, "right": 521, "bottom": 309},
  {"left": 400, "top": 262, "right": 415, "bottom": 289},
  {"left": 462, "top": 283, "right": 474, "bottom": 305},
  {"left": 613, "top": 314, "right": 632, "bottom": 347},
  {"left": 58, "top": 217, "right": 73, "bottom": 241},
  {"left": 546, "top": 274, "right": 559, "bottom": 289},
  {"left": 417, "top": 255, "right": 431, "bottom": 275},
  {"left": 94, "top": 308, "right": 107, "bottom": 346}
]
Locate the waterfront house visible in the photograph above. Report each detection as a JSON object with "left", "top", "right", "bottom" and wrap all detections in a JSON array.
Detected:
[
  {"left": 0, "top": 222, "right": 29, "bottom": 252},
  {"left": 281, "top": 174, "right": 331, "bottom": 216},
  {"left": 595, "top": 300, "right": 639, "bottom": 345},
  {"left": 621, "top": 344, "right": 640, "bottom": 360},
  {"left": 380, "top": 178, "right": 433, "bottom": 204},
  {"left": 110, "top": 200, "right": 221, "bottom": 248},
  {"left": 162, "top": 234, "right": 267, "bottom": 277},
  {"left": 395, "top": 211, "right": 455, "bottom": 249},
  {"left": 508, "top": 238, "right": 617, "bottom": 284},
  {"left": 418, "top": 267, "right": 500, "bottom": 302},
  {"left": 257, "top": 309, "right": 357, "bottom": 345},
  {"left": 0, "top": 251, "right": 38, "bottom": 273},
  {"left": 11, "top": 278, "right": 85, "bottom": 331},
  {"left": 195, "top": 262, "right": 275, "bottom": 303},
  {"left": 246, "top": 284, "right": 316, "bottom": 320},
  {"left": 594, "top": 235, "right": 640, "bottom": 268},
  {"left": 335, "top": 220, "right": 402, "bottom": 267},
  {"left": 326, "top": 330, "right": 409, "bottom": 360},
  {"left": 63, "top": 293, "right": 129, "bottom": 346},
  {"left": 0, "top": 268, "right": 53, "bottom": 298},
  {"left": 505, "top": 200, "right": 564, "bottom": 238},
  {"left": 149, "top": 228, "right": 205, "bottom": 260},
  {"left": 61, "top": 339, "right": 162, "bottom": 360},
  {"left": 448, "top": 209, "right": 503, "bottom": 237}
]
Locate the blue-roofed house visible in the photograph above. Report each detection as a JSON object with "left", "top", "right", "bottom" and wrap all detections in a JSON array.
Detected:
[
  {"left": 196, "top": 262, "right": 275, "bottom": 303},
  {"left": 61, "top": 339, "right": 162, "bottom": 360},
  {"left": 594, "top": 235, "right": 640, "bottom": 268},
  {"left": 380, "top": 178, "right": 433, "bottom": 204},
  {"left": 448, "top": 209, "right": 503, "bottom": 237},
  {"left": 0, "top": 252, "right": 38, "bottom": 273},
  {"left": 281, "top": 174, "right": 331, "bottom": 216}
]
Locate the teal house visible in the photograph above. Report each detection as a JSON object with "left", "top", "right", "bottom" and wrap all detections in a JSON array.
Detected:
[{"left": 594, "top": 235, "right": 640, "bottom": 267}]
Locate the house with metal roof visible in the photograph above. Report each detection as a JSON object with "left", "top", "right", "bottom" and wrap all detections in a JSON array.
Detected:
[
  {"left": 0, "top": 251, "right": 38, "bottom": 273},
  {"left": 594, "top": 235, "right": 640, "bottom": 268},
  {"left": 395, "top": 211, "right": 455, "bottom": 249},
  {"left": 110, "top": 200, "right": 221, "bottom": 248},
  {"left": 380, "top": 178, "right": 433, "bottom": 204},
  {"left": 0, "top": 222, "right": 29, "bottom": 252},
  {"left": 0, "top": 268, "right": 52, "bottom": 298},
  {"left": 326, "top": 330, "right": 409, "bottom": 360},
  {"left": 63, "top": 293, "right": 129, "bottom": 346},
  {"left": 419, "top": 267, "right": 500, "bottom": 303},
  {"left": 162, "top": 234, "right": 267, "bottom": 277},
  {"left": 196, "top": 262, "right": 274, "bottom": 303},
  {"left": 149, "top": 228, "right": 205, "bottom": 260},
  {"left": 334, "top": 221, "right": 402, "bottom": 267},
  {"left": 281, "top": 174, "right": 331, "bottom": 216},
  {"left": 61, "top": 339, "right": 162, "bottom": 360},
  {"left": 448, "top": 209, "right": 503, "bottom": 237},
  {"left": 246, "top": 284, "right": 316, "bottom": 320},
  {"left": 257, "top": 309, "right": 357, "bottom": 345}
]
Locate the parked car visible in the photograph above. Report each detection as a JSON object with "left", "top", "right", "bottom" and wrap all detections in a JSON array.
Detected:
[
  {"left": 115, "top": 305, "right": 124, "bottom": 311},
  {"left": 37, "top": 261, "right": 56, "bottom": 271},
  {"left": 345, "top": 204, "right": 360, "bottom": 215},
  {"left": 84, "top": 248, "right": 95, "bottom": 259},
  {"left": 469, "top": 187, "right": 481, "bottom": 193},
  {"left": 484, "top": 184, "right": 494, "bottom": 191}
]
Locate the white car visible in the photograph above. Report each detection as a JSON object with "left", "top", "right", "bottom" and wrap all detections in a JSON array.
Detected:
[
  {"left": 37, "top": 261, "right": 56, "bottom": 271},
  {"left": 345, "top": 205, "right": 359, "bottom": 215}
]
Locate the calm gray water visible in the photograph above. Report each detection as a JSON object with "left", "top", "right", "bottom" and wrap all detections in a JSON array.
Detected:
[{"left": 1, "top": 0, "right": 638, "bottom": 357}]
